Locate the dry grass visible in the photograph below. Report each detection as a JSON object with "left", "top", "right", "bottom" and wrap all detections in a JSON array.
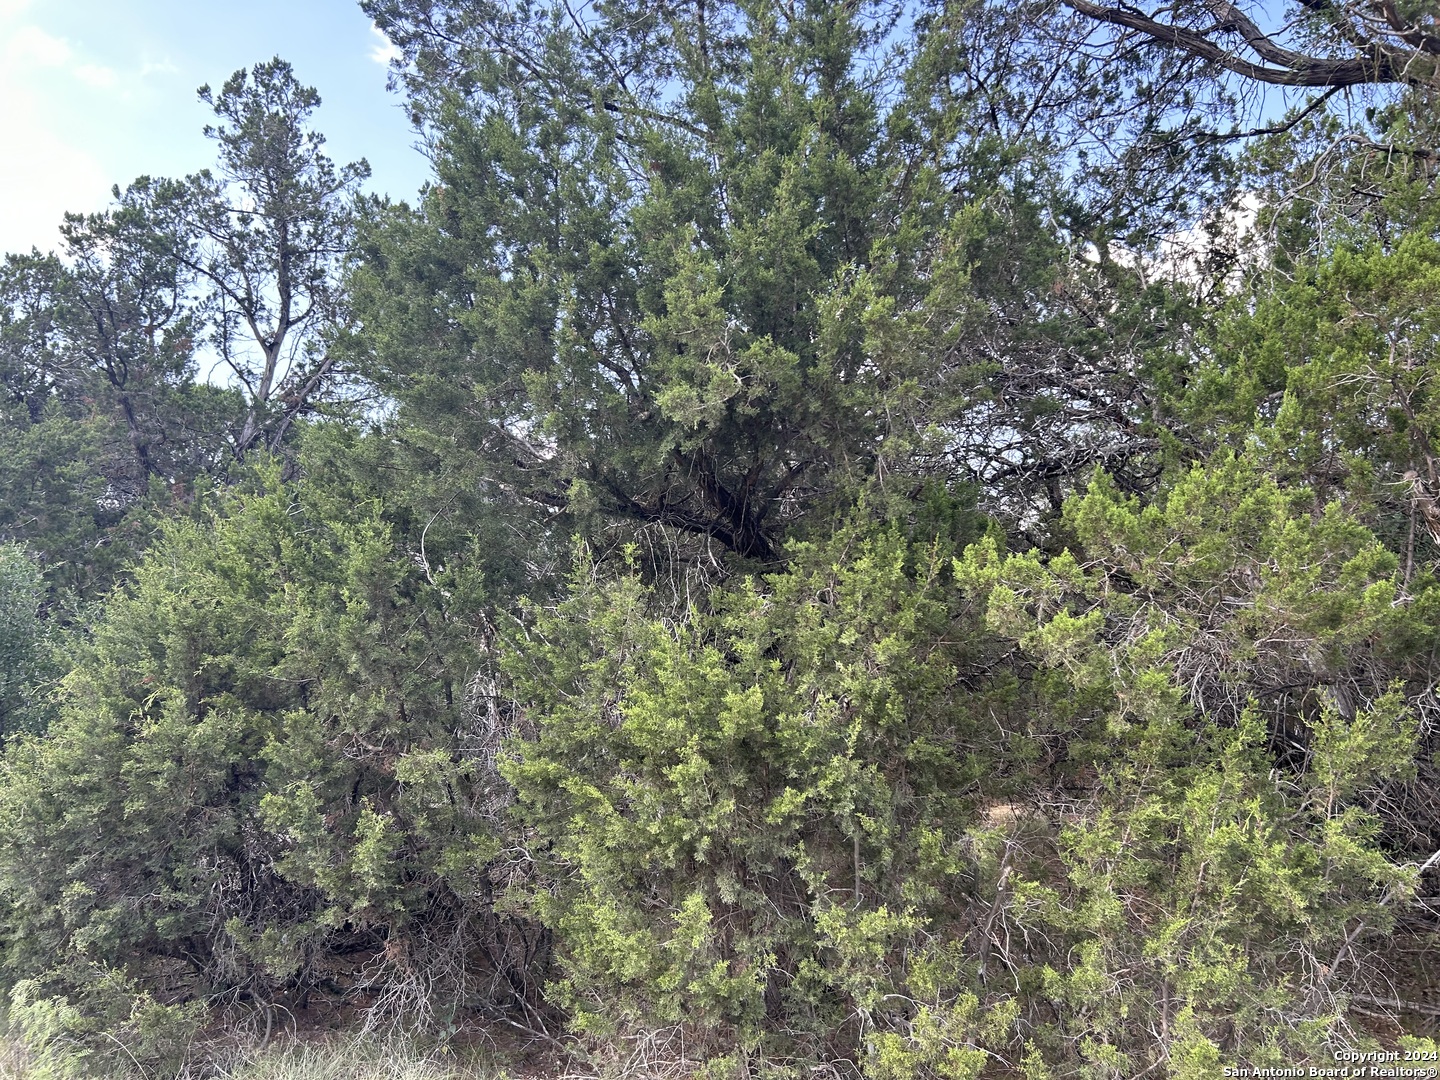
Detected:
[
  {"left": 209, "top": 1035, "right": 507, "bottom": 1080},
  {"left": 0, "top": 1036, "right": 30, "bottom": 1080},
  {"left": 0, "top": 1030, "right": 517, "bottom": 1080}
]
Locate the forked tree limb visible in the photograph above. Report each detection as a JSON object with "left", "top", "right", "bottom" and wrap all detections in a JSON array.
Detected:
[{"left": 1062, "top": 0, "right": 1440, "bottom": 88}]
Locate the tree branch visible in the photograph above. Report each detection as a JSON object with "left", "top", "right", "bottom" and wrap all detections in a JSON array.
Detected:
[{"left": 1062, "top": 0, "right": 1438, "bottom": 87}]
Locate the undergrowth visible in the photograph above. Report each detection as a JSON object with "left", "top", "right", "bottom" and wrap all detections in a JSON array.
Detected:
[{"left": 0, "top": 1030, "right": 514, "bottom": 1080}]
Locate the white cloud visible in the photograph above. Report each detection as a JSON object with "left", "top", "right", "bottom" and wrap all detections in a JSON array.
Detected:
[
  {"left": 3, "top": 25, "right": 119, "bottom": 91},
  {"left": 0, "top": 87, "right": 109, "bottom": 253},
  {"left": 369, "top": 24, "right": 402, "bottom": 66},
  {"left": 0, "top": 25, "right": 114, "bottom": 253},
  {"left": 139, "top": 58, "right": 179, "bottom": 78},
  {"left": 1085, "top": 193, "right": 1265, "bottom": 298},
  {"left": 74, "top": 62, "right": 119, "bottom": 88},
  {"left": 0, "top": 0, "right": 31, "bottom": 21},
  {"left": 5, "top": 24, "right": 73, "bottom": 67}
]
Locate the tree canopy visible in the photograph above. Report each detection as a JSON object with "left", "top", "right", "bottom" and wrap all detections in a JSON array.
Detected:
[{"left": 2, "top": 2, "right": 1440, "bottom": 1077}]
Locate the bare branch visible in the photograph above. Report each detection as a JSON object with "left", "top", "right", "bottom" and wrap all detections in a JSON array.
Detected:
[{"left": 1062, "top": 0, "right": 1440, "bottom": 88}]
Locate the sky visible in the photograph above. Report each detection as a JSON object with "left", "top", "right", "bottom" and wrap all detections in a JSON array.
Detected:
[{"left": 0, "top": 0, "right": 432, "bottom": 257}]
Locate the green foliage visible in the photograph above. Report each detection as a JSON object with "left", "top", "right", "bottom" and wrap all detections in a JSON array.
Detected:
[
  {"left": 954, "top": 452, "right": 1440, "bottom": 1072},
  {"left": 0, "top": 58, "right": 365, "bottom": 614},
  {"left": 499, "top": 519, "right": 1017, "bottom": 1065},
  {"left": 0, "top": 242, "right": 215, "bottom": 600},
  {"left": 0, "top": 448, "right": 522, "bottom": 1046},
  {"left": 0, "top": 407, "right": 129, "bottom": 600},
  {"left": 189, "top": 58, "right": 371, "bottom": 457},
  {"left": 5, "top": 980, "right": 91, "bottom": 1080},
  {"left": 0, "top": 546, "right": 56, "bottom": 739},
  {"left": 351, "top": 0, "right": 1096, "bottom": 568},
  {"left": 1188, "top": 234, "right": 1440, "bottom": 470},
  {"left": 6, "top": 970, "right": 203, "bottom": 1080},
  {"left": 5, "top": 12, "right": 1440, "bottom": 1078}
]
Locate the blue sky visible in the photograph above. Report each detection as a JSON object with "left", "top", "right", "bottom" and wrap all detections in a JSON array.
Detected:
[{"left": 0, "top": 0, "right": 432, "bottom": 256}]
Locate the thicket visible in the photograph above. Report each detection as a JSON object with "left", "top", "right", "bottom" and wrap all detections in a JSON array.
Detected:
[{"left": 4, "top": 0, "right": 1440, "bottom": 1076}]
